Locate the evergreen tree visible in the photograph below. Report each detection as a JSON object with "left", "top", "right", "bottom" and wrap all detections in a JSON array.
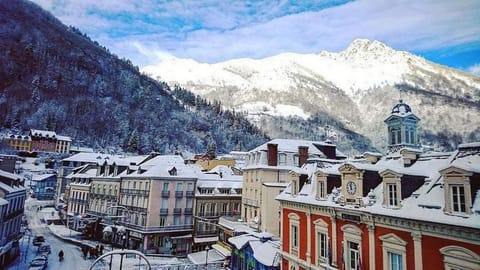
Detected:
[{"left": 128, "top": 129, "right": 139, "bottom": 153}]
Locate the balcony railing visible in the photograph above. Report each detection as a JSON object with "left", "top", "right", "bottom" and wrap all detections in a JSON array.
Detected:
[
  {"left": 85, "top": 210, "right": 104, "bottom": 217},
  {"left": 173, "top": 208, "right": 182, "bottom": 215},
  {"left": 175, "top": 191, "right": 183, "bottom": 198},
  {"left": 161, "top": 190, "right": 170, "bottom": 197},
  {"left": 186, "top": 191, "right": 195, "bottom": 197},
  {"left": 160, "top": 208, "right": 168, "bottom": 215},
  {"left": 120, "top": 189, "right": 149, "bottom": 196},
  {"left": 117, "top": 222, "right": 193, "bottom": 233},
  {"left": 184, "top": 208, "right": 193, "bottom": 215}
]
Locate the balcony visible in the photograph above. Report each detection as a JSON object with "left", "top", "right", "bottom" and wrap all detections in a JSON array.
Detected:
[
  {"left": 175, "top": 191, "right": 183, "bottom": 198},
  {"left": 186, "top": 191, "right": 195, "bottom": 197},
  {"left": 184, "top": 208, "right": 193, "bottom": 215},
  {"left": 116, "top": 222, "right": 193, "bottom": 233},
  {"left": 173, "top": 208, "right": 182, "bottom": 215},
  {"left": 161, "top": 190, "right": 170, "bottom": 197},
  {"left": 160, "top": 208, "right": 168, "bottom": 216}
]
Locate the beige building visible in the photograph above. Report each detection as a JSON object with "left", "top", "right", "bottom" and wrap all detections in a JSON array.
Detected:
[
  {"left": 193, "top": 165, "right": 242, "bottom": 251},
  {"left": 242, "top": 139, "right": 345, "bottom": 237},
  {"left": 55, "top": 135, "right": 71, "bottom": 154},
  {"left": 116, "top": 155, "right": 197, "bottom": 255}
]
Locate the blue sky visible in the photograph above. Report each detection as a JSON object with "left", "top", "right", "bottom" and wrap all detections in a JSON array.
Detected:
[{"left": 33, "top": 0, "right": 480, "bottom": 75}]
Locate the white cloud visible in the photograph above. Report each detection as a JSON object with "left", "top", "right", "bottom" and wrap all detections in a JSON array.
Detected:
[
  {"left": 467, "top": 63, "right": 480, "bottom": 76},
  {"left": 31, "top": 0, "right": 480, "bottom": 67}
]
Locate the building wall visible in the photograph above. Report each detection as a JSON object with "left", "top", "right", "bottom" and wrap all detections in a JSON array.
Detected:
[{"left": 260, "top": 184, "right": 285, "bottom": 237}]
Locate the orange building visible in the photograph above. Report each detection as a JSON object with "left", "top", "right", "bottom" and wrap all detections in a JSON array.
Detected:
[{"left": 277, "top": 101, "right": 480, "bottom": 270}]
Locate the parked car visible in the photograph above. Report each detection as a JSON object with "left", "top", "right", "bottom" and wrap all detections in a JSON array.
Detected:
[
  {"left": 32, "top": 236, "right": 45, "bottom": 246},
  {"left": 38, "top": 243, "right": 51, "bottom": 254},
  {"left": 28, "top": 255, "right": 48, "bottom": 270}
]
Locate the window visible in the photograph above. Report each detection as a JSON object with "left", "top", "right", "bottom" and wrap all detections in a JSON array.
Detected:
[
  {"left": 176, "top": 182, "right": 183, "bottom": 191},
  {"left": 292, "top": 224, "right": 299, "bottom": 249},
  {"left": 186, "top": 198, "right": 193, "bottom": 208},
  {"left": 163, "top": 183, "right": 169, "bottom": 191},
  {"left": 173, "top": 215, "right": 180, "bottom": 225},
  {"left": 317, "top": 180, "right": 326, "bottom": 199},
  {"left": 440, "top": 245, "right": 480, "bottom": 270},
  {"left": 317, "top": 232, "right": 327, "bottom": 264},
  {"left": 159, "top": 217, "right": 166, "bottom": 226},
  {"left": 348, "top": 241, "right": 360, "bottom": 270},
  {"left": 380, "top": 233, "right": 407, "bottom": 270},
  {"left": 161, "top": 198, "right": 168, "bottom": 209},
  {"left": 175, "top": 198, "right": 182, "bottom": 208},
  {"left": 451, "top": 185, "right": 465, "bottom": 213},
  {"left": 184, "top": 215, "right": 192, "bottom": 225},
  {"left": 293, "top": 155, "right": 299, "bottom": 166},
  {"left": 388, "top": 252, "right": 403, "bottom": 270},
  {"left": 288, "top": 213, "right": 300, "bottom": 255},
  {"left": 387, "top": 184, "right": 398, "bottom": 206},
  {"left": 341, "top": 225, "right": 362, "bottom": 270},
  {"left": 314, "top": 218, "right": 329, "bottom": 265},
  {"left": 199, "top": 203, "right": 205, "bottom": 215}
]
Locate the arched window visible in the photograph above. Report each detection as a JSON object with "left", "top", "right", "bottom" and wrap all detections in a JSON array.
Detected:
[{"left": 440, "top": 246, "right": 480, "bottom": 270}]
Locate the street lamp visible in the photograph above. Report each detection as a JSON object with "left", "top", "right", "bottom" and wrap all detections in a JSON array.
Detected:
[{"left": 205, "top": 246, "right": 210, "bottom": 270}]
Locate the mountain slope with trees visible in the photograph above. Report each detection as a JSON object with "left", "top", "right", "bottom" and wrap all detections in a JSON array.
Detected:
[{"left": 0, "top": 0, "right": 268, "bottom": 154}]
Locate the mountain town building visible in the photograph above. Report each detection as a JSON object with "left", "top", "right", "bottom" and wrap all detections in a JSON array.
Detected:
[
  {"left": 277, "top": 100, "right": 480, "bottom": 270},
  {"left": 242, "top": 139, "right": 346, "bottom": 237}
]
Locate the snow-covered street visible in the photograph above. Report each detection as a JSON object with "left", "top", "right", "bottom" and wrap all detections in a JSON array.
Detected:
[
  {"left": 7, "top": 197, "right": 224, "bottom": 270},
  {"left": 7, "top": 198, "right": 92, "bottom": 270}
]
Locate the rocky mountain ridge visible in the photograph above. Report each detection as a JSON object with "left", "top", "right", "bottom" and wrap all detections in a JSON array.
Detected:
[{"left": 143, "top": 39, "right": 480, "bottom": 152}]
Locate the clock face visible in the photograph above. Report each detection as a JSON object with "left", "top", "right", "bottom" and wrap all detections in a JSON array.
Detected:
[{"left": 346, "top": 181, "right": 357, "bottom": 195}]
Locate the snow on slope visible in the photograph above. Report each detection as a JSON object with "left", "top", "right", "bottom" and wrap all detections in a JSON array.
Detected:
[{"left": 143, "top": 39, "right": 431, "bottom": 99}]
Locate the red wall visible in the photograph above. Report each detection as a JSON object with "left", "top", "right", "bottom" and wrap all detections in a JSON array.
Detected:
[
  {"left": 421, "top": 234, "right": 480, "bottom": 270},
  {"left": 336, "top": 219, "right": 370, "bottom": 269},
  {"left": 374, "top": 226, "right": 415, "bottom": 270}
]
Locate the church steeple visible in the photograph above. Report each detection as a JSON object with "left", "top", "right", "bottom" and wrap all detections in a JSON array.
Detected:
[{"left": 384, "top": 100, "right": 420, "bottom": 152}]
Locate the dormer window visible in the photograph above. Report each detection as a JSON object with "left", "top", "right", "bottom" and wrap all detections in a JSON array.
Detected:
[
  {"left": 315, "top": 171, "right": 327, "bottom": 200},
  {"left": 387, "top": 183, "right": 398, "bottom": 207},
  {"left": 450, "top": 185, "right": 466, "bottom": 213},
  {"left": 380, "top": 170, "right": 402, "bottom": 209},
  {"left": 289, "top": 171, "right": 300, "bottom": 196},
  {"left": 440, "top": 166, "right": 473, "bottom": 215}
]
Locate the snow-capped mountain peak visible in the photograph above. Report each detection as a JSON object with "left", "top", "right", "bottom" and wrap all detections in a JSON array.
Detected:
[{"left": 142, "top": 39, "right": 480, "bottom": 151}]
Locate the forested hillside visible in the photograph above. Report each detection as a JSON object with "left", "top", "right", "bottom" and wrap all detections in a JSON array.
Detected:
[{"left": 0, "top": 0, "right": 268, "bottom": 154}]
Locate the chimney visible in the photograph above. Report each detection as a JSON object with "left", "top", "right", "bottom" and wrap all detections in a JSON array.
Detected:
[
  {"left": 267, "top": 143, "right": 278, "bottom": 166},
  {"left": 316, "top": 143, "right": 336, "bottom": 159},
  {"left": 298, "top": 146, "right": 308, "bottom": 167}
]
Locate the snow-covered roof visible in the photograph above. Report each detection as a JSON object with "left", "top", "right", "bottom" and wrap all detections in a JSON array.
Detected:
[
  {"left": 248, "top": 138, "right": 345, "bottom": 158},
  {"left": 0, "top": 181, "right": 26, "bottom": 193},
  {"left": 0, "top": 169, "right": 22, "bottom": 180},
  {"left": 251, "top": 240, "right": 280, "bottom": 267},
  {"left": 30, "top": 129, "right": 56, "bottom": 137},
  {"left": 228, "top": 234, "right": 258, "bottom": 249},
  {"left": 277, "top": 142, "right": 480, "bottom": 229},
  {"left": 56, "top": 135, "right": 72, "bottom": 141},
  {"left": 124, "top": 155, "right": 198, "bottom": 178},
  {"left": 32, "top": 174, "right": 56, "bottom": 181}
]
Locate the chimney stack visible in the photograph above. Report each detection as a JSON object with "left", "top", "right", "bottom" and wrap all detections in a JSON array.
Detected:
[
  {"left": 298, "top": 146, "right": 308, "bottom": 167},
  {"left": 267, "top": 143, "right": 278, "bottom": 166}
]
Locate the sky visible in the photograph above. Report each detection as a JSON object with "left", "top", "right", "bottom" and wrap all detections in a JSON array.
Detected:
[{"left": 32, "top": 0, "right": 480, "bottom": 75}]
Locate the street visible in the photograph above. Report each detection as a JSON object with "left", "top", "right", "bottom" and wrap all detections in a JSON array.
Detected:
[{"left": 7, "top": 198, "right": 92, "bottom": 270}]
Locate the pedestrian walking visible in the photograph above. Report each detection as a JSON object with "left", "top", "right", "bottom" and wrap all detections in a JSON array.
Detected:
[{"left": 82, "top": 245, "right": 88, "bottom": 259}]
